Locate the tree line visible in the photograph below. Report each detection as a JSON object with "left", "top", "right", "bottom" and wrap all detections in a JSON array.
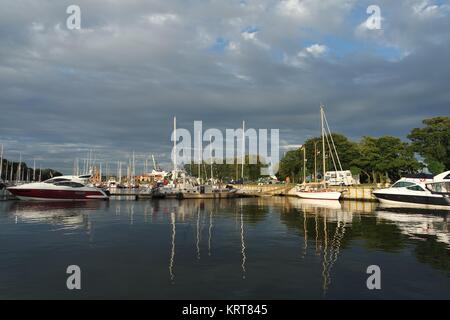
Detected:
[
  {"left": 277, "top": 116, "right": 449, "bottom": 184},
  {"left": 183, "top": 155, "right": 267, "bottom": 182}
]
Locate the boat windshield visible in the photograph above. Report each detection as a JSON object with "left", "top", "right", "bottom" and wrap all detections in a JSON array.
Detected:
[
  {"left": 53, "top": 181, "right": 85, "bottom": 188},
  {"left": 406, "top": 185, "right": 425, "bottom": 192},
  {"left": 391, "top": 181, "right": 416, "bottom": 188},
  {"left": 44, "top": 178, "right": 71, "bottom": 184}
]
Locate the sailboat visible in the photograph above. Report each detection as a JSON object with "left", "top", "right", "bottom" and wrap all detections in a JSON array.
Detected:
[{"left": 295, "top": 105, "right": 342, "bottom": 200}]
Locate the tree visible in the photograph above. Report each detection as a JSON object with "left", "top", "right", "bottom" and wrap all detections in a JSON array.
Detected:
[
  {"left": 353, "top": 136, "right": 421, "bottom": 183},
  {"left": 183, "top": 155, "right": 267, "bottom": 182},
  {"left": 304, "top": 134, "right": 360, "bottom": 177},
  {"left": 277, "top": 149, "right": 303, "bottom": 183},
  {"left": 408, "top": 116, "right": 450, "bottom": 174}
]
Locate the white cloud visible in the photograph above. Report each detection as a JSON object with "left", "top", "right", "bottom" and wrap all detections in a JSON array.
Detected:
[
  {"left": 304, "top": 44, "right": 327, "bottom": 57},
  {"left": 241, "top": 29, "right": 269, "bottom": 49},
  {"left": 277, "top": 0, "right": 308, "bottom": 18},
  {"left": 145, "top": 13, "right": 178, "bottom": 25},
  {"left": 413, "top": 1, "right": 450, "bottom": 18}
]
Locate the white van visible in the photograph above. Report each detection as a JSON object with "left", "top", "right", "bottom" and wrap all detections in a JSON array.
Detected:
[{"left": 325, "top": 170, "right": 355, "bottom": 186}]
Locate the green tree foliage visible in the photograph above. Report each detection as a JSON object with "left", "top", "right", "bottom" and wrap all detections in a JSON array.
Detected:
[
  {"left": 183, "top": 155, "right": 267, "bottom": 182},
  {"left": 278, "top": 134, "right": 360, "bottom": 182},
  {"left": 279, "top": 134, "right": 422, "bottom": 184},
  {"left": 277, "top": 148, "right": 303, "bottom": 183},
  {"left": 408, "top": 116, "right": 450, "bottom": 174},
  {"left": 353, "top": 136, "right": 421, "bottom": 183}
]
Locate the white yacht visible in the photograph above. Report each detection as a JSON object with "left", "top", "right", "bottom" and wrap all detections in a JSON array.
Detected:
[{"left": 373, "top": 171, "right": 450, "bottom": 209}]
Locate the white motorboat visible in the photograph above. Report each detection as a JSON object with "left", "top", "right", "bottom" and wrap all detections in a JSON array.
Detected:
[{"left": 373, "top": 171, "right": 450, "bottom": 209}]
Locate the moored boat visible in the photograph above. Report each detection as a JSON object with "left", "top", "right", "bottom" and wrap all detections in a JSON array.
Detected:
[
  {"left": 372, "top": 171, "right": 450, "bottom": 209},
  {"left": 7, "top": 175, "right": 109, "bottom": 201},
  {"left": 295, "top": 183, "right": 342, "bottom": 200}
]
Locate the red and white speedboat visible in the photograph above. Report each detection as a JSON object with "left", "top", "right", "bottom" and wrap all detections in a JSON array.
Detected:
[{"left": 7, "top": 175, "right": 109, "bottom": 201}]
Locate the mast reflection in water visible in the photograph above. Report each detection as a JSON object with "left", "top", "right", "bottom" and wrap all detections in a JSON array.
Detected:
[{"left": 0, "top": 197, "right": 449, "bottom": 299}]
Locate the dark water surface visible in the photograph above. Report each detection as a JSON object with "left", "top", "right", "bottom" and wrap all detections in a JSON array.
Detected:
[{"left": 0, "top": 197, "right": 449, "bottom": 299}]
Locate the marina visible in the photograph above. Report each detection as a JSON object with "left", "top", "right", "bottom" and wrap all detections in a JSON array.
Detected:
[{"left": 1, "top": 0, "right": 449, "bottom": 303}]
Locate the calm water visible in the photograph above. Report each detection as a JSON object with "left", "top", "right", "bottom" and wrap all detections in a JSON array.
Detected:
[{"left": 0, "top": 197, "right": 449, "bottom": 299}]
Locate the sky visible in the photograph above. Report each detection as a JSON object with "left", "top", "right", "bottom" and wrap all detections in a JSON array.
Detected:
[{"left": 0, "top": 0, "right": 449, "bottom": 174}]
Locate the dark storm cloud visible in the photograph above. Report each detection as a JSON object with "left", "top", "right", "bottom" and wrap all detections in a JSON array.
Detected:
[{"left": 0, "top": 0, "right": 449, "bottom": 172}]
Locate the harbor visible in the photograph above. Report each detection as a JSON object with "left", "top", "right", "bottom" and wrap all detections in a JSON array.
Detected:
[{"left": 1, "top": 0, "right": 449, "bottom": 303}]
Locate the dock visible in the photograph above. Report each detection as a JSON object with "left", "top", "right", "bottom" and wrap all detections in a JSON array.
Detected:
[{"left": 1, "top": 184, "right": 379, "bottom": 201}]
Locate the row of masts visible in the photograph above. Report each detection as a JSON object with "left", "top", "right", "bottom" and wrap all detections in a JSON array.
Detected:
[
  {"left": 172, "top": 117, "right": 246, "bottom": 183},
  {"left": 0, "top": 144, "right": 43, "bottom": 184},
  {"left": 72, "top": 150, "right": 163, "bottom": 184}
]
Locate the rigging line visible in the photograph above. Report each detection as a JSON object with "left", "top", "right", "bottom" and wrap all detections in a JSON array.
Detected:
[
  {"left": 324, "top": 128, "right": 339, "bottom": 172},
  {"left": 323, "top": 110, "right": 344, "bottom": 171}
]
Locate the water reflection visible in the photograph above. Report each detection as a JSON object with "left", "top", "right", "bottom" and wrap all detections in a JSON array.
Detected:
[
  {"left": 284, "top": 197, "right": 450, "bottom": 293},
  {"left": 1, "top": 197, "right": 449, "bottom": 299},
  {"left": 240, "top": 200, "right": 247, "bottom": 279},
  {"left": 376, "top": 207, "right": 450, "bottom": 246},
  {"left": 169, "top": 211, "right": 176, "bottom": 283},
  {"left": 196, "top": 208, "right": 201, "bottom": 260},
  {"left": 208, "top": 210, "right": 213, "bottom": 257},
  {"left": 5, "top": 201, "right": 106, "bottom": 232}
]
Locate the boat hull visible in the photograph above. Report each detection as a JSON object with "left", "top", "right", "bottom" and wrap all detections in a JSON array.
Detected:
[
  {"left": 373, "top": 192, "right": 450, "bottom": 208},
  {"left": 295, "top": 191, "right": 341, "bottom": 200},
  {"left": 7, "top": 188, "right": 109, "bottom": 201}
]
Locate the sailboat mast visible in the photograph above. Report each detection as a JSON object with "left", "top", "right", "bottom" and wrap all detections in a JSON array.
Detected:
[
  {"left": 0, "top": 144, "right": 3, "bottom": 181},
  {"left": 119, "top": 161, "right": 122, "bottom": 184},
  {"left": 17, "top": 153, "right": 22, "bottom": 184},
  {"left": 210, "top": 136, "right": 213, "bottom": 182},
  {"left": 241, "top": 120, "right": 245, "bottom": 180},
  {"left": 132, "top": 151, "right": 135, "bottom": 184},
  {"left": 321, "top": 106, "right": 326, "bottom": 182},
  {"left": 198, "top": 131, "right": 201, "bottom": 182},
  {"left": 173, "top": 117, "right": 177, "bottom": 172},
  {"left": 9, "top": 159, "right": 13, "bottom": 182},
  {"left": 152, "top": 154, "right": 157, "bottom": 171}
]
